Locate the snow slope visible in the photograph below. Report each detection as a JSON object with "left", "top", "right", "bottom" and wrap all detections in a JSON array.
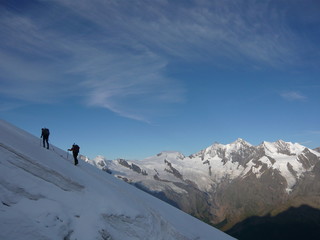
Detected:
[{"left": 0, "top": 119, "right": 234, "bottom": 240}]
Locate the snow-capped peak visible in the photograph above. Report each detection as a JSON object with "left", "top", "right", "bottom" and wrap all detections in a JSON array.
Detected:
[
  {"left": 232, "top": 138, "right": 251, "bottom": 146},
  {"left": 225, "top": 138, "right": 252, "bottom": 152},
  {"left": 155, "top": 151, "right": 185, "bottom": 159},
  {"left": 260, "top": 140, "right": 306, "bottom": 156},
  {"left": 192, "top": 139, "right": 252, "bottom": 160},
  {"left": 94, "top": 155, "right": 107, "bottom": 161}
]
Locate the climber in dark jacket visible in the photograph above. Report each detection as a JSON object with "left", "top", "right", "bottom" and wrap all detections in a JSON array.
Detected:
[
  {"left": 68, "top": 144, "right": 80, "bottom": 165},
  {"left": 41, "top": 128, "right": 50, "bottom": 149}
]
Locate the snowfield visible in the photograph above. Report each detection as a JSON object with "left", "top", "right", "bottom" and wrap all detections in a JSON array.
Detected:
[{"left": 0, "top": 120, "right": 234, "bottom": 240}]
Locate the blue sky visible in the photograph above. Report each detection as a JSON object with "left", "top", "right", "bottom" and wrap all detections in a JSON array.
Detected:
[{"left": 1, "top": 0, "right": 320, "bottom": 160}]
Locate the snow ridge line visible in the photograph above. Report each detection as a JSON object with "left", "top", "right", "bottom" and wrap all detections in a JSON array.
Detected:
[{"left": 0, "top": 143, "right": 84, "bottom": 192}]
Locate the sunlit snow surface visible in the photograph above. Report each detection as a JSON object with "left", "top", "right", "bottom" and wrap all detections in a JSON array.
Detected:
[{"left": 0, "top": 120, "right": 234, "bottom": 240}]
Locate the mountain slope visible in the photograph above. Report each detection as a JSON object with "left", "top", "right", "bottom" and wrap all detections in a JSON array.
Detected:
[
  {"left": 90, "top": 138, "right": 320, "bottom": 231},
  {"left": 226, "top": 205, "right": 320, "bottom": 240},
  {"left": 0, "top": 119, "right": 234, "bottom": 240}
]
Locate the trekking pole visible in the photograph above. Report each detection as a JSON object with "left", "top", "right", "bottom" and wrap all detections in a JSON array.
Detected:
[
  {"left": 50, "top": 140, "right": 54, "bottom": 151},
  {"left": 67, "top": 151, "right": 69, "bottom": 159}
]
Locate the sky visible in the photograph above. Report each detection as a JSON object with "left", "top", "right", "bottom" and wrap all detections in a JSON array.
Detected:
[{"left": 1, "top": 0, "right": 320, "bottom": 160}]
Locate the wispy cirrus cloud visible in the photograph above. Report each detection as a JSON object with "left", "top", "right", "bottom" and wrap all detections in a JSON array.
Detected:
[
  {"left": 280, "top": 91, "right": 307, "bottom": 101},
  {"left": 0, "top": 0, "right": 317, "bottom": 122},
  {"left": 54, "top": 0, "right": 306, "bottom": 67},
  {"left": 72, "top": 49, "right": 185, "bottom": 122},
  {"left": 0, "top": 3, "right": 185, "bottom": 122},
  {"left": 306, "top": 130, "right": 320, "bottom": 135}
]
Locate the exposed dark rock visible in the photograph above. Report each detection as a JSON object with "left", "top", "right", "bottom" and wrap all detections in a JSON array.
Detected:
[
  {"left": 203, "top": 160, "right": 210, "bottom": 165},
  {"left": 117, "top": 159, "right": 147, "bottom": 176},
  {"left": 164, "top": 160, "right": 183, "bottom": 179},
  {"left": 297, "top": 149, "right": 319, "bottom": 169},
  {"left": 117, "top": 159, "right": 131, "bottom": 169},
  {"left": 102, "top": 167, "right": 113, "bottom": 174},
  {"left": 131, "top": 164, "right": 142, "bottom": 174}
]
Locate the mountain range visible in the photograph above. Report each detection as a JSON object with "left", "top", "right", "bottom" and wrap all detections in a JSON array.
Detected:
[{"left": 86, "top": 138, "right": 320, "bottom": 234}]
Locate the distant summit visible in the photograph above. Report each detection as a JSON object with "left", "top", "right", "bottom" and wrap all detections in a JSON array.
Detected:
[{"left": 314, "top": 147, "right": 320, "bottom": 153}]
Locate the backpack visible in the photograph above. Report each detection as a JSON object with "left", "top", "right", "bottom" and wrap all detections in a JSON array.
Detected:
[
  {"left": 42, "top": 128, "right": 50, "bottom": 137},
  {"left": 73, "top": 144, "right": 80, "bottom": 152}
]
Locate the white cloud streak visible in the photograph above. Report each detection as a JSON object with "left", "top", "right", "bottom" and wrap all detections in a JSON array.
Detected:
[
  {"left": 0, "top": 4, "right": 185, "bottom": 121},
  {"left": 280, "top": 91, "right": 307, "bottom": 101},
  {"left": 55, "top": 0, "right": 304, "bottom": 67},
  {"left": 307, "top": 130, "right": 320, "bottom": 135}
]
